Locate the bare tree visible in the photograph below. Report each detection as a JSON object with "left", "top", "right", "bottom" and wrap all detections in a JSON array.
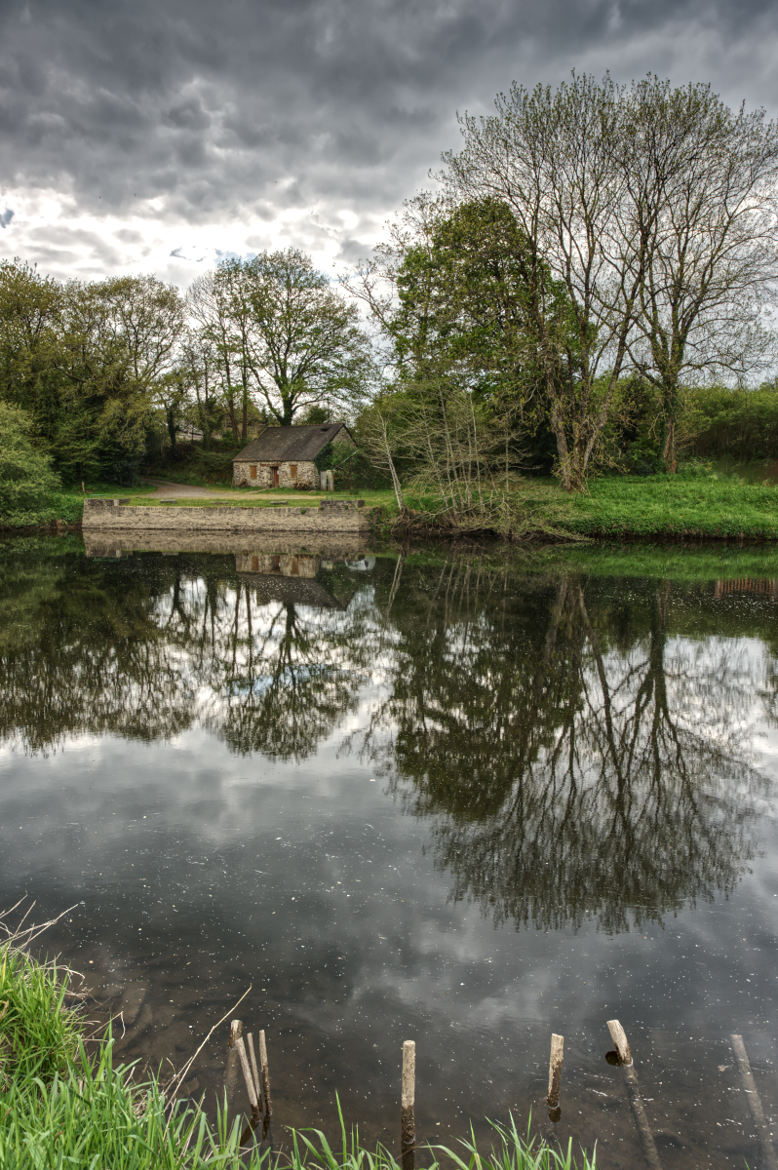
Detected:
[
  {"left": 188, "top": 270, "right": 252, "bottom": 443},
  {"left": 620, "top": 79, "right": 778, "bottom": 470},
  {"left": 443, "top": 73, "right": 778, "bottom": 486}
]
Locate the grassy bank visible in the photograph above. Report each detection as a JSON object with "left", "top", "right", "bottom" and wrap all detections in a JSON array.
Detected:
[
  {"left": 0, "top": 483, "right": 151, "bottom": 533},
  {"left": 3, "top": 467, "right": 776, "bottom": 541},
  {"left": 399, "top": 471, "right": 778, "bottom": 540},
  {"left": 0, "top": 933, "right": 594, "bottom": 1170}
]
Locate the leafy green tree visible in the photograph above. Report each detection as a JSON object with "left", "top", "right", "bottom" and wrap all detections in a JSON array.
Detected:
[
  {"left": 219, "top": 249, "right": 373, "bottom": 426},
  {"left": 57, "top": 275, "right": 183, "bottom": 481},
  {"left": 0, "top": 260, "right": 66, "bottom": 441},
  {"left": 0, "top": 402, "right": 61, "bottom": 517},
  {"left": 390, "top": 197, "right": 577, "bottom": 474},
  {"left": 188, "top": 264, "right": 255, "bottom": 443}
]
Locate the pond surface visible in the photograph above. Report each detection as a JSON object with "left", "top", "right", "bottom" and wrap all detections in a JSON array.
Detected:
[{"left": 1, "top": 534, "right": 777, "bottom": 1169}]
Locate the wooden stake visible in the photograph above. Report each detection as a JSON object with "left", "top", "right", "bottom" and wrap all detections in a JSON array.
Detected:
[
  {"left": 606, "top": 1019, "right": 632, "bottom": 1066},
  {"left": 730, "top": 1034, "right": 778, "bottom": 1170},
  {"left": 235, "top": 1034, "right": 260, "bottom": 1116},
  {"left": 606, "top": 1020, "right": 662, "bottom": 1170},
  {"left": 224, "top": 1019, "right": 243, "bottom": 1103},
  {"left": 547, "top": 1033, "right": 564, "bottom": 1118},
  {"left": 246, "top": 1032, "right": 261, "bottom": 1103},
  {"left": 259, "top": 1029, "right": 273, "bottom": 1118},
  {"left": 401, "top": 1040, "right": 416, "bottom": 1170}
]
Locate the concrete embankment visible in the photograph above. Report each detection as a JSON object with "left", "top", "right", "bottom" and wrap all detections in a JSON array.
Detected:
[{"left": 82, "top": 497, "right": 373, "bottom": 536}]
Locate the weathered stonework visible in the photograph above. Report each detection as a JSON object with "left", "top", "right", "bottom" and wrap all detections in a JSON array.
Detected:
[
  {"left": 236, "top": 552, "right": 319, "bottom": 578},
  {"left": 233, "top": 459, "right": 319, "bottom": 489},
  {"left": 82, "top": 497, "right": 371, "bottom": 535}
]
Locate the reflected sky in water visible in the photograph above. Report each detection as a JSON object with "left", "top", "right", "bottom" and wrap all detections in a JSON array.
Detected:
[{"left": 0, "top": 537, "right": 777, "bottom": 1168}]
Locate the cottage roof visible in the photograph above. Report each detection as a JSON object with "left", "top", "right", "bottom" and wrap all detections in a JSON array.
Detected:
[{"left": 234, "top": 423, "right": 349, "bottom": 464}]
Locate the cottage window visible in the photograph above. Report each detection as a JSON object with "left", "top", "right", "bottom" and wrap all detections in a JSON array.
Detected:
[
  {"left": 250, "top": 464, "right": 257, "bottom": 480},
  {"left": 290, "top": 464, "right": 297, "bottom": 479}
]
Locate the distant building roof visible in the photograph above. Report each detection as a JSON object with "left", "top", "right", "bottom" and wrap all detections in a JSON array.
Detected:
[{"left": 234, "top": 423, "right": 350, "bottom": 464}]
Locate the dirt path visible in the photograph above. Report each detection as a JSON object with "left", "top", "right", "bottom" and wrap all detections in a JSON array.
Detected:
[{"left": 139, "top": 478, "right": 310, "bottom": 503}]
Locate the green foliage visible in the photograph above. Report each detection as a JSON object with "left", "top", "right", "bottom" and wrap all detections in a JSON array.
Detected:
[
  {"left": 686, "top": 383, "right": 778, "bottom": 462},
  {"left": 215, "top": 249, "right": 373, "bottom": 427},
  {"left": 0, "top": 402, "right": 62, "bottom": 519},
  {"left": 143, "top": 439, "right": 241, "bottom": 485},
  {"left": 0, "top": 263, "right": 184, "bottom": 486},
  {"left": 389, "top": 198, "right": 578, "bottom": 470}
]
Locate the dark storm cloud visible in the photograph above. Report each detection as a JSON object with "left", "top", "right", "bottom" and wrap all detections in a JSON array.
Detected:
[
  {"left": 0, "top": 209, "right": 13, "bottom": 229},
  {"left": 1, "top": 0, "right": 776, "bottom": 268}
]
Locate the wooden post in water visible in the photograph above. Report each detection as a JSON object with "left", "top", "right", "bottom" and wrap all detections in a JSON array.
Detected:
[
  {"left": 235, "top": 1034, "right": 261, "bottom": 1120},
  {"left": 224, "top": 1019, "right": 243, "bottom": 1105},
  {"left": 606, "top": 1020, "right": 662, "bottom": 1170},
  {"left": 401, "top": 1040, "right": 416, "bottom": 1170},
  {"left": 246, "top": 1032, "right": 262, "bottom": 1104},
  {"left": 730, "top": 1034, "right": 778, "bottom": 1170},
  {"left": 259, "top": 1029, "right": 273, "bottom": 1119},
  {"left": 547, "top": 1033, "right": 564, "bottom": 1121}
]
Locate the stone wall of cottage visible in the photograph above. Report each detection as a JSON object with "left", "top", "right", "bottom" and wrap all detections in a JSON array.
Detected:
[{"left": 233, "top": 460, "right": 318, "bottom": 488}]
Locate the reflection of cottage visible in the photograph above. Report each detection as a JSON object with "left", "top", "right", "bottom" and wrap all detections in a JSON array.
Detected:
[
  {"left": 232, "top": 423, "right": 355, "bottom": 489},
  {"left": 236, "top": 550, "right": 356, "bottom": 609},
  {"left": 237, "top": 552, "right": 319, "bottom": 579}
]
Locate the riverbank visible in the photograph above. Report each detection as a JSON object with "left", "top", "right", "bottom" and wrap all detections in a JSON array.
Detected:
[
  {"left": 0, "top": 931, "right": 595, "bottom": 1170},
  {"left": 1, "top": 469, "right": 777, "bottom": 541}
]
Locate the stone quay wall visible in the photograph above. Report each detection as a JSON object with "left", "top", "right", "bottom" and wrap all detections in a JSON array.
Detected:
[{"left": 83, "top": 498, "right": 372, "bottom": 535}]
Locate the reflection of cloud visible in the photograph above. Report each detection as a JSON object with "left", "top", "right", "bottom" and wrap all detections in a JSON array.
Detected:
[{"left": 2, "top": 551, "right": 778, "bottom": 1157}]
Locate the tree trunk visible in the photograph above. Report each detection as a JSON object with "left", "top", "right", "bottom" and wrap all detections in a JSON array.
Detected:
[
  {"left": 662, "top": 418, "right": 678, "bottom": 474},
  {"left": 166, "top": 408, "right": 177, "bottom": 454}
]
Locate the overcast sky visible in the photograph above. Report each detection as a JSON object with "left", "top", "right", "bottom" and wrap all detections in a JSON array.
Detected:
[{"left": 1, "top": 0, "right": 777, "bottom": 287}]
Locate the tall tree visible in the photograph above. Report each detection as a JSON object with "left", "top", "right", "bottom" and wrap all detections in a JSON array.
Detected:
[
  {"left": 444, "top": 74, "right": 778, "bottom": 485},
  {"left": 620, "top": 79, "right": 778, "bottom": 470},
  {"left": 0, "top": 260, "right": 65, "bottom": 439},
  {"left": 58, "top": 275, "right": 183, "bottom": 480},
  {"left": 220, "top": 249, "right": 372, "bottom": 426},
  {"left": 444, "top": 75, "right": 638, "bottom": 490},
  {"left": 188, "top": 268, "right": 251, "bottom": 443},
  {"left": 390, "top": 196, "right": 577, "bottom": 476}
]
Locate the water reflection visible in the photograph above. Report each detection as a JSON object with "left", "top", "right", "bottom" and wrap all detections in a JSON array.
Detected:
[
  {"left": 0, "top": 539, "right": 776, "bottom": 937},
  {"left": 362, "top": 566, "right": 770, "bottom": 930}
]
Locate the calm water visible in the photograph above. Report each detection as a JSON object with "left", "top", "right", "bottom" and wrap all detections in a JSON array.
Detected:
[{"left": 1, "top": 534, "right": 777, "bottom": 1168}]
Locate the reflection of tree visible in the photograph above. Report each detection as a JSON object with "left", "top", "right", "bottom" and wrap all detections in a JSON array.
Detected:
[
  {"left": 2, "top": 542, "right": 777, "bottom": 935},
  {"left": 207, "top": 591, "right": 369, "bottom": 761},
  {"left": 0, "top": 544, "right": 370, "bottom": 761},
  {"left": 358, "top": 562, "right": 774, "bottom": 932}
]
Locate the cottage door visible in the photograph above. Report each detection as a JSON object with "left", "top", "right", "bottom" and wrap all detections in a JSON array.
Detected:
[{"left": 272, "top": 467, "right": 280, "bottom": 487}]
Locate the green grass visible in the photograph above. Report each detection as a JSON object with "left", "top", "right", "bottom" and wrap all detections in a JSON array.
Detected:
[
  {"left": 564, "top": 473, "right": 778, "bottom": 538},
  {"left": 0, "top": 932, "right": 596, "bottom": 1170},
  {"left": 7, "top": 466, "right": 776, "bottom": 541}
]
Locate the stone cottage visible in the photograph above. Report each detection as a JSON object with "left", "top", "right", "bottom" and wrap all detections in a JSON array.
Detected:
[{"left": 232, "top": 422, "right": 354, "bottom": 489}]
